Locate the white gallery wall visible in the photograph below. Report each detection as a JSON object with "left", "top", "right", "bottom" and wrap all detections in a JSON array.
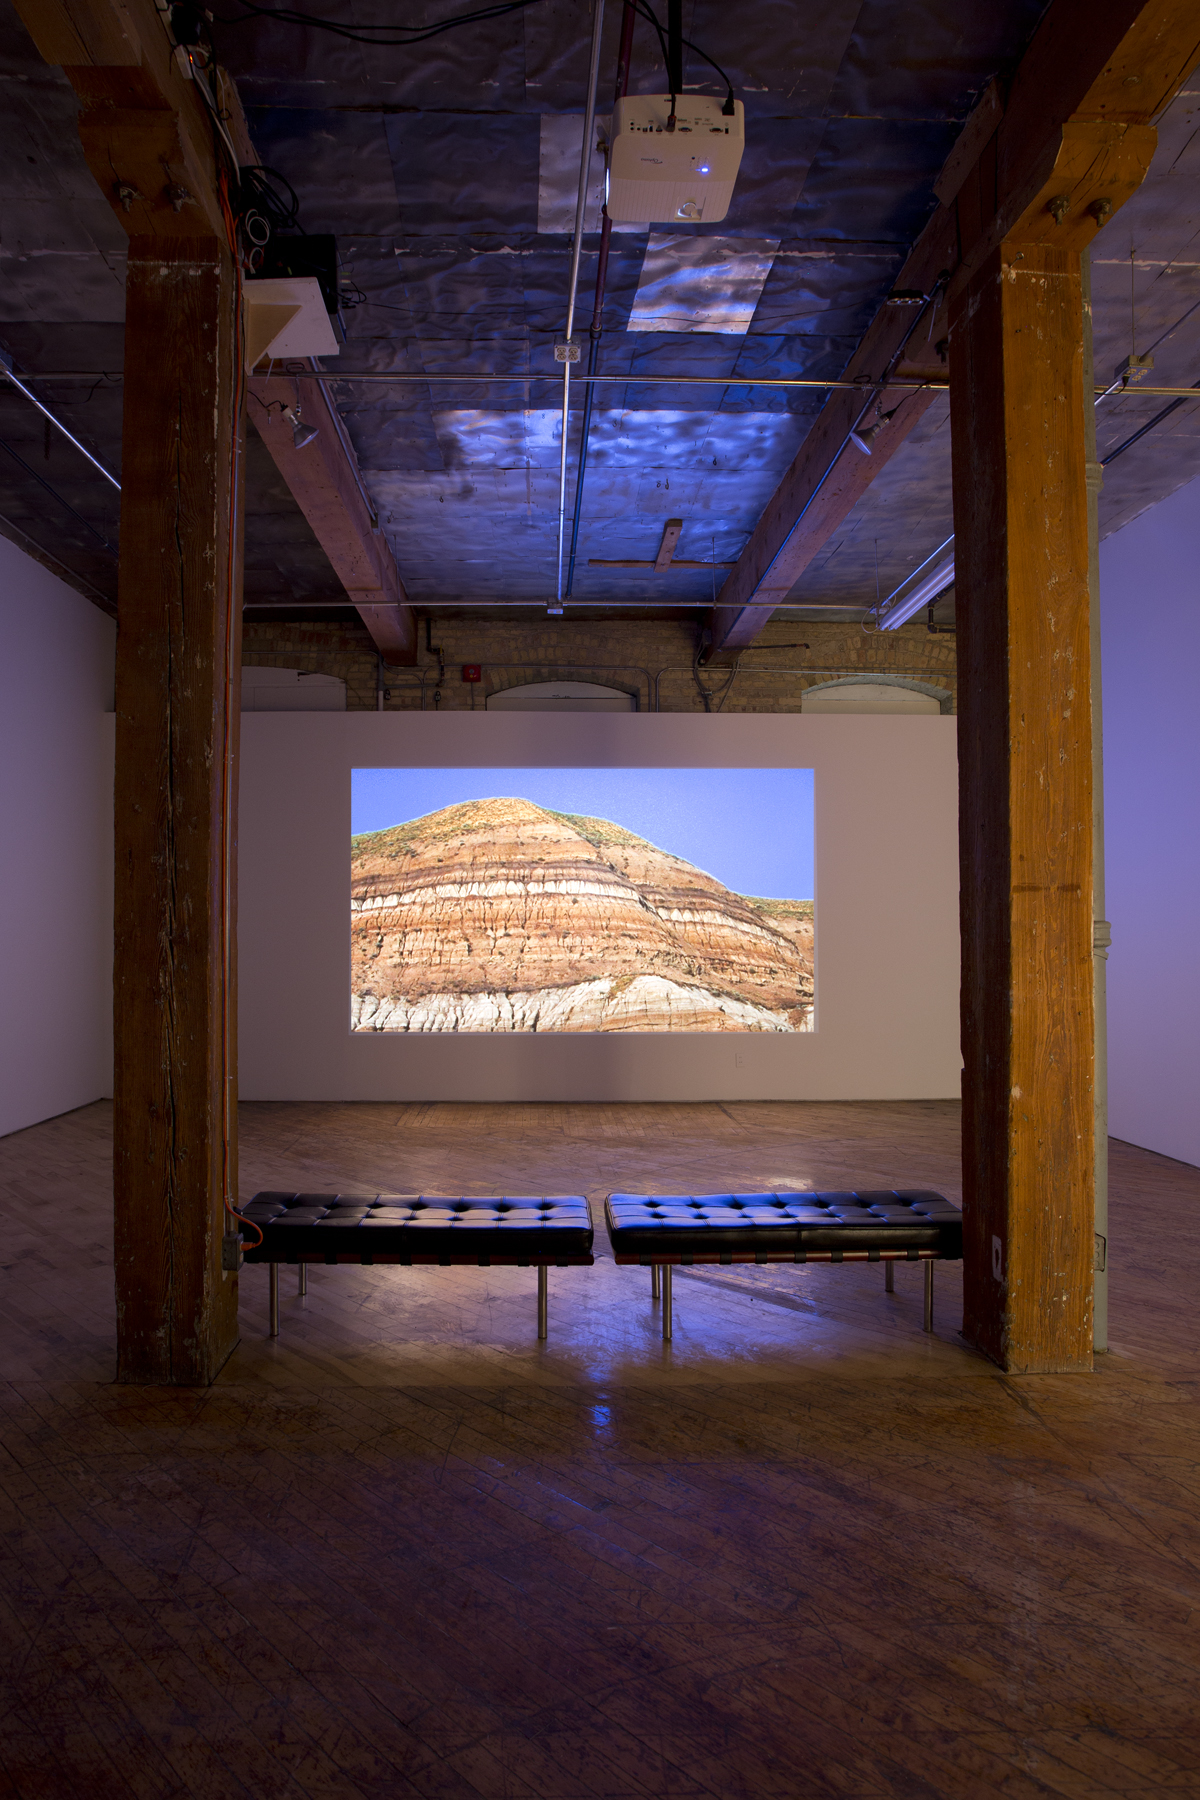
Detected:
[
  {"left": 238, "top": 711, "right": 961, "bottom": 1102},
  {"left": 0, "top": 538, "right": 115, "bottom": 1138},
  {"left": 1101, "top": 473, "right": 1200, "bottom": 1168}
]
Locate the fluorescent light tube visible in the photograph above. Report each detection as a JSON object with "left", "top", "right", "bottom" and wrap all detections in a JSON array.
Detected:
[{"left": 877, "top": 553, "right": 955, "bottom": 628}]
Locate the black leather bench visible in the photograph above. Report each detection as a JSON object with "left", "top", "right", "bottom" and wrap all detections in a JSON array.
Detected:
[
  {"left": 605, "top": 1190, "right": 962, "bottom": 1340},
  {"left": 240, "top": 1192, "right": 594, "bottom": 1339}
]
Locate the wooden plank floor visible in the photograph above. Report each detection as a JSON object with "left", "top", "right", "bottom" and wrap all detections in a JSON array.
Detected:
[{"left": 1, "top": 1099, "right": 1198, "bottom": 1799}]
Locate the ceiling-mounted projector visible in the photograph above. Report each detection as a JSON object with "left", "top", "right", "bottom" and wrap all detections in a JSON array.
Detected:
[{"left": 607, "top": 93, "right": 745, "bottom": 224}]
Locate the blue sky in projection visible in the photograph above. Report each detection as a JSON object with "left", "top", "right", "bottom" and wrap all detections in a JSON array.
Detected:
[{"left": 351, "top": 768, "right": 814, "bottom": 899}]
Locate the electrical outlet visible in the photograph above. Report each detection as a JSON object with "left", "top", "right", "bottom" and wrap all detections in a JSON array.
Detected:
[
  {"left": 735, "top": 1051, "right": 744, "bottom": 1068},
  {"left": 222, "top": 1231, "right": 243, "bottom": 1272}
]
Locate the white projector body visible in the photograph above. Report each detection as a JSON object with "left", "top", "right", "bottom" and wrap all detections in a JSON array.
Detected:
[{"left": 607, "top": 94, "right": 745, "bottom": 224}]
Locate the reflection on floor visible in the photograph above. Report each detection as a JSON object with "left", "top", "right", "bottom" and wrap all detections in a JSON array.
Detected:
[{"left": 1, "top": 1098, "right": 1197, "bottom": 1798}]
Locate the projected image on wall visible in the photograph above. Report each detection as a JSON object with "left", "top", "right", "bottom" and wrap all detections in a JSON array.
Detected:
[{"left": 350, "top": 768, "right": 814, "bottom": 1033}]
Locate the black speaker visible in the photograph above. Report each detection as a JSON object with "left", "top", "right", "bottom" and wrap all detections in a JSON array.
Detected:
[{"left": 251, "top": 235, "right": 339, "bottom": 317}]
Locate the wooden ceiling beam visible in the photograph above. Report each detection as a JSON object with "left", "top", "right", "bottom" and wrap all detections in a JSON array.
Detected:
[
  {"left": 13, "top": 0, "right": 417, "bottom": 661},
  {"left": 14, "top": 0, "right": 229, "bottom": 239},
  {"left": 653, "top": 520, "right": 684, "bottom": 572},
  {"left": 704, "top": 0, "right": 1200, "bottom": 659},
  {"left": 249, "top": 373, "right": 416, "bottom": 665}
]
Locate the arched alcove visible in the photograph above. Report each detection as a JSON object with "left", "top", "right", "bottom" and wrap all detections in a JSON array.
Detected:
[
  {"left": 242, "top": 666, "right": 347, "bottom": 711},
  {"left": 800, "top": 675, "right": 950, "bottom": 715},
  {"left": 486, "top": 680, "right": 638, "bottom": 713}
]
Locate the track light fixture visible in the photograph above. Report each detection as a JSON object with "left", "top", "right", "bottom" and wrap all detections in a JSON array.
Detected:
[
  {"left": 284, "top": 403, "right": 318, "bottom": 450},
  {"left": 850, "top": 405, "right": 899, "bottom": 456}
]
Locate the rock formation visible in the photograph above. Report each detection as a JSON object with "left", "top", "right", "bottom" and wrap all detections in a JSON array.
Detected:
[{"left": 351, "top": 797, "right": 814, "bottom": 1033}]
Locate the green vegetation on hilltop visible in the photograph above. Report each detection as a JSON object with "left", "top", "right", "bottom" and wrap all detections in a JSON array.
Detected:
[
  {"left": 745, "top": 896, "right": 814, "bottom": 919},
  {"left": 352, "top": 797, "right": 550, "bottom": 862},
  {"left": 545, "top": 809, "right": 695, "bottom": 868},
  {"left": 351, "top": 796, "right": 698, "bottom": 869}
]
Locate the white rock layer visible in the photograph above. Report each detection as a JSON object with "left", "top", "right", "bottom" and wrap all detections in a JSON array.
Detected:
[{"left": 352, "top": 975, "right": 814, "bottom": 1035}]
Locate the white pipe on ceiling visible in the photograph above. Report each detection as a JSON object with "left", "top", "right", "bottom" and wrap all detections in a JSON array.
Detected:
[
  {"left": 556, "top": 0, "right": 607, "bottom": 606},
  {"left": 1, "top": 356, "right": 121, "bottom": 489}
]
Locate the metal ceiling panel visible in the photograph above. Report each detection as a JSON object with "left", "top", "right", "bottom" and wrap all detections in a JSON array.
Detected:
[
  {"left": 583, "top": 409, "right": 716, "bottom": 464},
  {"left": 395, "top": 241, "right": 532, "bottom": 336},
  {"left": 213, "top": 7, "right": 529, "bottom": 111},
  {"left": 748, "top": 246, "right": 899, "bottom": 337},
  {"left": 536, "top": 114, "right": 646, "bottom": 236},
  {"left": 522, "top": 0, "right": 638, "bottom": 111},
  {"left": 338, "top": 405, "right": 446, "bottom": 474},
  {"left": 247, "top": 109, "right": 403, "bottom": 239},
  {"left": 827, "top": 0, "right": 1049, "bottom": 118},
  {"left": 627, "top": 234, "right": 779, "bottom": 334},
  {"left": 790, "top": 116, "right": 958, "bottom": 242},
  {"left": 668, "top": 0, "right": 865, "bottom": 122},
  {"left": 537, "top": 113, "right": 608, "bottom": 235},
  {"left": 432, "top": 409, "right": 563, "bottom": 469},
  {"left": 384, "top": 115, "right": 541, "bottom": 236},
  {"left": 626, "top": 330, "right": 748, "bottom": 377},
  {"left": 720, "top": 118, "right": 828, "bottom": 232},
  {"left": 0, "top": 50, "right": 127, "bottom": 323}
]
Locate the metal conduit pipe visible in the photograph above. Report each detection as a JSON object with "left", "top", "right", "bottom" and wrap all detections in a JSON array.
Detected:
[
  {"left": 17, "top": 372, "right": 1200, "bottom": 400},
  {"left": 555, "top": 0, "right": 607, "bottom": 604},
  {"left": 564, "top": 0, "right": 637, "bottom": 599},
  {"left": 306, "top": 356, "right": 378, "bottom": 527},
  {"left": 0, "top": 353, "right": 121, "bottom": 489}
]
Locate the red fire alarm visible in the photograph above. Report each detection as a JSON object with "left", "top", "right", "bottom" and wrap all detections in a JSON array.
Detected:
[{"left": 461, "top": 664, "right": 481, "bottom": 683}]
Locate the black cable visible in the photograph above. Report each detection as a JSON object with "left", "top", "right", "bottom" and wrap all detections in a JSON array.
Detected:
[
  {"left": 1101, "top": 380, "right": 1200, "bottom": 467},
  {"left": 633, "top": 0, "right": 669, "bottom": 74},
  {"left": 238, "top": 165, "right": 302, "bottom": 235},
  {"left": 632, "top": 0, "right": 735, "bottom": 111},
  {"left": 666, "top": 0, "right": 682, "bottom": 124},
  {"left": 209, "top": 0, "right": 547, "bottom": 47},
  {"left": 0, "top": 438, "right": 114, "bottom": 548}
]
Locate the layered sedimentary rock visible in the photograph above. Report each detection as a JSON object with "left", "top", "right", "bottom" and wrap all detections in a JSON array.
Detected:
[{"left": 351, "top": 797, "right": 814, "bottom": 1033}]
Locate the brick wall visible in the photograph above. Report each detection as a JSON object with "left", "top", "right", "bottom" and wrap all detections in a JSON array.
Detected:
[{"left": 242, "top": 614, "right": 956, "bottom": 713}]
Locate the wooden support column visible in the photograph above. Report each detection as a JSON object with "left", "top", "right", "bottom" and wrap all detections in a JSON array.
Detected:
[
  {"left": 950, "top": 242, "right": 1095, "bottom": 1372},
  {"left": 113, "top": 237, "right": 242, "bottom": 1384}
]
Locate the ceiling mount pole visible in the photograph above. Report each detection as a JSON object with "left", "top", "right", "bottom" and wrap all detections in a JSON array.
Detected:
[
  {"left": 555, "top": 0, "right": 606, "bottom": 606},
  {"left": 565, "top": 0, "right": 637, "bottom": 600},
  {"left": 666, "top": 0, "right": 682, "bottom": 126}
]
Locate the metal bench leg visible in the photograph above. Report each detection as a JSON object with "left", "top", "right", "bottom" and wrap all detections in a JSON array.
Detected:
[
  {"left": 651, "top": 1263, "right": 660, "bottom": 1300},
  {"left": 298, "top": 1264, "right": 307, "bottom": 1297},
  {"left": 885, "top": 1261, "right": 894, "bottom": 1294},
  {"left": 662, "top": 1264, "right": 673, "bottom": 1342},
  {"left": 537, "top": 1266, "right": 548, "bottom": 1340},
  {"left": 269, "top": 1263, "right": 279, "bottom": 1338},
  {"left": 923, "top": 1260, "right": 934, "bottom": 1333}
]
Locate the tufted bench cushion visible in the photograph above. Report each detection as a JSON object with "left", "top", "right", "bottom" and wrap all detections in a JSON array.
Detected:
[
  {"left": 239, "top": 1192, "right": 594, "bottom": 1343},
  {"left": 605, "top": 1190, "right": 961, "bottom": 1264},
  {"left": 242, "top": 1192, "right": 594, "bottom": 1266},
  {"left": 605, "top": 1190, "right": 961, "bottom": 1340}
]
